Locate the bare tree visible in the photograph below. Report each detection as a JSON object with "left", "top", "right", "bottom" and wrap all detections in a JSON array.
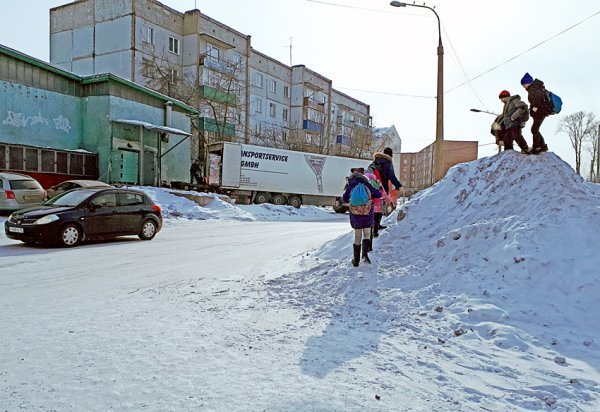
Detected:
[
  {"left": 141, "top": 44, "right": 246, "bottom": 164},
  {"left": 557, "top": 111, "right": 596, "bottom": 175},
  {"left": 586, "top": 122, "right": 600, "bottom": 182}
]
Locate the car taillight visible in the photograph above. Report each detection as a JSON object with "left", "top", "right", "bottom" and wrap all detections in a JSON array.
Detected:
[
  {"left": 6, "top": 190, "right": 15, "bottom": 200},
  {"left": 151, "top": 205, "right": 162, "bottom": 214}
]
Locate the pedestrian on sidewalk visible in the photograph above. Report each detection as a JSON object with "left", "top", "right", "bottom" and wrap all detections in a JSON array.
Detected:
[{"left": 342, "top": 167, "right": 381, "bottom": 267}]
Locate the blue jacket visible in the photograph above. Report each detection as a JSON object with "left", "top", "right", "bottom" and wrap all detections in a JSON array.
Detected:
[
  {"left": 373, "top": 153, "right": 402, "bottom": 192},
  {"left": 343, "top": 173, "right": 381, "bottom": 229}
]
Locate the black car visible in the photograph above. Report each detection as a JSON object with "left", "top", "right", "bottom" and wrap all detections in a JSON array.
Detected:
[{"left": 5, "top": 188, "right": 162, "bottom": 247}]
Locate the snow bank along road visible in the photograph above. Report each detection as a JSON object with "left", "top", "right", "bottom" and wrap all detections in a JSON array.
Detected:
[{"left": 0, "top": 217, "right": 353, "bottom": 411}]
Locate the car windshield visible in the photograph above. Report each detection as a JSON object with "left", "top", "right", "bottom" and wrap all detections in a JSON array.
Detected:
[
  {"left": 44, "top": 189, "right": 97, "bottom": 207},
  {"left": 9, "top": 179, "right": 42, "bottom": 190}
]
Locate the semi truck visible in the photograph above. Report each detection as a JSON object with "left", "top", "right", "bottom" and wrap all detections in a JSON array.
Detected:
[{"left": 173, "top": 142, "right": 394, "bottom": 212}]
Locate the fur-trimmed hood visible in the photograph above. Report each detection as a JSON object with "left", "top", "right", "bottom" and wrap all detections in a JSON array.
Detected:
[{"left": 374, "top": 152, "right": 393, "bottom": 162}]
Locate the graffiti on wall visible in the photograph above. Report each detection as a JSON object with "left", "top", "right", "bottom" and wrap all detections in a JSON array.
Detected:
[{"left": 2, "top": 110, "right": 72, "bottom": 133}]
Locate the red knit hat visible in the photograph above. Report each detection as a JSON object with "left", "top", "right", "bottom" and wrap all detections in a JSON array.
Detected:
[{"left": 499, "top": 90, "right": 510, "bottom": 98}]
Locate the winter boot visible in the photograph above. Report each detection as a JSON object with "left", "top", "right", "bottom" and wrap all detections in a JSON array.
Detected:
[
  {"left": 361, "top": 239, "right": 371, "bottom": 264},
  {"left": 352, "top": 244, "right": 361, "bottom": 267}
]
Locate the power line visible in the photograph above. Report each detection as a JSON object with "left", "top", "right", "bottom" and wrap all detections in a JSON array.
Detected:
[
  {"left": 445, "top": 9, "right": 600, "bottom": 94},
  {"left": 307, "top": 1, "right": 600, "bottom": 98},
  {"left": 336, "top": 86, "right": 435, "bottom": 99}
]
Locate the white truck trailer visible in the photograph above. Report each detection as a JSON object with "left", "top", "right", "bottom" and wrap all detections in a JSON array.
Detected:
[{"left": 203, "top": 142, "right": 372, "bottom": 210}]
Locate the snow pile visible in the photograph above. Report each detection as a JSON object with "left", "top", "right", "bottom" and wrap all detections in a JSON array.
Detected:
[
  {"left": 138, "top": 186, "right": 337, "bottom": 222},
  {"left": 271, "top": 151, "right": 600, "bottom": 409}
]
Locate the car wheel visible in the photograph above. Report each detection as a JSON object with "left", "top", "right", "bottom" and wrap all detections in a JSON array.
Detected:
[
  {"left": 139, "top": 219, "right": 157, "bottom": 240},
  {"left": 271, "top": 194, "right": 287, "bottom": 205},
  {"left": 60, "top": 224, "right": 82, "bottom": 247}
]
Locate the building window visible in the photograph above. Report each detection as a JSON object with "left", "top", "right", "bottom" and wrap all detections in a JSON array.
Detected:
[
  {"left": 168, "top": 68, "right": 179, "bottom": 84},
  {"left": 142, "top": 58, "right": 155, "bottom": 78},
  {"left": 207, "top": 44, "right": 220, "bottom": 62},
  {"left": 282, "top": 108, "right": 288, "bottom": 121},
  {"left": 403, "top": 159, "right": 408, "bottom": 164},
  {"left": 169, "top": 36, "right": 180, "bottom": 55},
  {"left": 255, "top": 73, "right": 263, "bottom": 88},
  {"left": 269, "top": 102, "right": 276, "bottom": 117},
  {"left": 270, "top": 80, "right": 277, "bottom": 93},
  {"left": 283, "top": 85, "right": 289, "bottom": 98},
  {"left": 282, "top": 131, "right": 287, "bottom": 141},
  {"left": 255, "top": 124, "right": 261, "bottom": 135},
  {"left": 255, "top": 98, "right": 262, "bottom": 113},
  {"left": 144, "top": 26, "right": 154, "bottom": 44}
]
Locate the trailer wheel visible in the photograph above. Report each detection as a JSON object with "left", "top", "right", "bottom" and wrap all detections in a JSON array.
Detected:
[
  {"left": 254, "top": 192, "right": 270, "bottom": 204},
  {"left": 333, "top": 201, "right": 348, "bottom": 214},
  {"left": 271, "top": 194, "right": 287, "bottom": 206},
  {"left": 287, "top": 195, "right": 302, "bottom": 209}
]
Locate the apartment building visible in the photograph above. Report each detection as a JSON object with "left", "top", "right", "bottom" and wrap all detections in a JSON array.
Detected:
[
  {"left": 400, "top": 140, "right": 478, "bottom": 195},
  {"left": 49, "top": 0, "right": 374, "bottom": 159}
]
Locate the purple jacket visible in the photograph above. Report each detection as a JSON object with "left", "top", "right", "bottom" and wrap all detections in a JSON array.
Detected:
[{"left": 342, "top": 173, "right": 381, "bottom": 229}]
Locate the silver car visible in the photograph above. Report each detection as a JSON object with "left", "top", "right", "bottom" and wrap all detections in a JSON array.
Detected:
[
  {"left": 0, "top": 172, "right": 47, "bottom": 212},
  {"left": 46, "top": 179, "right": 112, "bottom": 199}
]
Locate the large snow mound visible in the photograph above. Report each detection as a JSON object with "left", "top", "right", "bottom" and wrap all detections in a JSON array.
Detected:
[{"left": 271, "top": 151, "right": 600, "bottom": 409}]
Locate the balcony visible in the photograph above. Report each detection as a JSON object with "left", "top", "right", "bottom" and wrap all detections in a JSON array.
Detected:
[
  {"left": 303, "top": 96, "right": 325, "bottom": 112},
  {"left": 196, "top": 117, "right": 236, "bottom": 136},
  {"left": 198, "top": 85, "right": 237, "bottom": 105},
  {"left": 303, "top": 119, "right": 323, "bottom": 133}
]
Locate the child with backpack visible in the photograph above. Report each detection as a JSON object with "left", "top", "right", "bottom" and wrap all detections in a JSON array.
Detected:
[
  {"left": 364, "top": 172, "right": 390, "bottom": 239},
  {"left": 342, "top": 167, "right": 381, "bottom": 267},
  {"left": 521, "top": 72, "right": 561, "bottom": 154}
]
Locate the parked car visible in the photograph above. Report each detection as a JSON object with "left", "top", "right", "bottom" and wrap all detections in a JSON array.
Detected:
[
  {"left": 46, "top": 179, "right": 112, "bottom": 199},
  {"left": 5, "top": 187, "right": 162, "bottom": 247},
  {"left": 0, "top": 172, "right": 46, "bottom": 212}
]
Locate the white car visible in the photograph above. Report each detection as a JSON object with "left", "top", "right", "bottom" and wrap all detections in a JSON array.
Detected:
[
  {"left": 46, "top": 179, "right": 112, "bottom": 199},
  {"left": 0, "top": 172, "right": 46, "bottom": 212}
]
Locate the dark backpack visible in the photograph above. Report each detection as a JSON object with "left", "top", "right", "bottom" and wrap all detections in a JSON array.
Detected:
[{"left": 546, "top": 90, "right": 562, "bottom": 114}]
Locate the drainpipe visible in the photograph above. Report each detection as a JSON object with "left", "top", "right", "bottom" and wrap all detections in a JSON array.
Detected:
[
  {"left": 138, "top": 125, "right": 144, "bottom": 185},
  {"left": 162, "top": 101, "right": 173, "bottom": 185},
  {"left": 245, "top": 35, "right": 251, "bottom": 144}
]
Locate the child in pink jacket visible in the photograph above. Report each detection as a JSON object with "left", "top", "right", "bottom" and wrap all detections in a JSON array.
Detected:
[{"left": 364, "top": 172, "right": 390, "bottom": 239}]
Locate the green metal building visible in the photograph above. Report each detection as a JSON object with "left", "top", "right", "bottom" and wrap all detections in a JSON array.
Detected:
[{"left": 0, "top": 44, "right": 197, "bottom": 188}]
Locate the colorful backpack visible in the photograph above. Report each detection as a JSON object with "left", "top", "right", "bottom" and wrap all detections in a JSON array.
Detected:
[{"left": 349, "top": 182, "right": 372, "bottom": 215}]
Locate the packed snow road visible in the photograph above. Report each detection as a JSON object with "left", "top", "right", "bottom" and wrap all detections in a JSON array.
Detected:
[{"left": 0, "top": 216, "right": 353, "bottom": 411}]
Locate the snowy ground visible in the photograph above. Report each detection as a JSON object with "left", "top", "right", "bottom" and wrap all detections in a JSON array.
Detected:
[{"left": 1, "top": 151, "right": 600, "bottom": 411}]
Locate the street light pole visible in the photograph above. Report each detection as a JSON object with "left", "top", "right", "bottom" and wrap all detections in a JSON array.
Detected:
[{"left": 390, "top": 1, "right": 444, "bottom": 183}]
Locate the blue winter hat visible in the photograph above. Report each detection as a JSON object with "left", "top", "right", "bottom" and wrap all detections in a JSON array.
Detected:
[{"left": 520, "top": 72, "right": 533, "bottom": 85}]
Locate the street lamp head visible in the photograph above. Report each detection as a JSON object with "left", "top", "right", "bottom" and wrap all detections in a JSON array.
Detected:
[
  {"left": 470, "top": 108, "right": 482, "bottom": 113},
  {"left": 390, "top": 1, "right": 407, "bottom": 7}
]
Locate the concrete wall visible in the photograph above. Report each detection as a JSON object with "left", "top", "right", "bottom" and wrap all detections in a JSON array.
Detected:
[{"left": 0, "top": 80, "right": 83, "bottom": 149}]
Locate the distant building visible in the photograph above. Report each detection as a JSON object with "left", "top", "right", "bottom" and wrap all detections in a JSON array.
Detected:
[
  {"left": 400, "top": 140, "right": 478, "bottom": 195},
  {"left": 372, "top": 125, "right": 401, "bottom": 171},
  {"left": 49, "top": 0, "right": 376, "bottom": 159},
  {"left": 0, "top": 44, "right": 196, "bottom": 187}
]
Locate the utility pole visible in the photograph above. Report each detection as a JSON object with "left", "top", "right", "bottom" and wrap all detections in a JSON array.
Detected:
[
  {"left": 597, "top": 124, "right": 600, "bottom": 182},
  {"left": 289, "top": 37, "right": 293, "bottom": 66}
]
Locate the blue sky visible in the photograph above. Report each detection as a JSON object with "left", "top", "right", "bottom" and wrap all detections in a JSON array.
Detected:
[{"left": 1, "top": 0, "right": 599, "bottom": 173}]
